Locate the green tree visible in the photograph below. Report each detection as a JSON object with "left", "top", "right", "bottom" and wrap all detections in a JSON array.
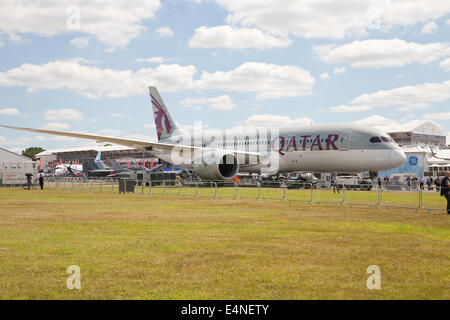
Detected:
[{"left": 22, "top": 147, "right": 45, "bottom": 160}]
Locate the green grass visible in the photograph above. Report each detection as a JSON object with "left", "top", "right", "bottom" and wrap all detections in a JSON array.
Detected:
[{"left": 0, "top": 188, "right": 449, "bottom": 299}]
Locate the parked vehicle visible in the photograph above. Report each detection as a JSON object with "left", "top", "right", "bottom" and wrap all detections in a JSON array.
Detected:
[{"left": 336, "top": 175, "right": 373, "bottom": 191}]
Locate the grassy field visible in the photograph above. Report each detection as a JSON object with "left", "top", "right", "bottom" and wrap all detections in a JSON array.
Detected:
[{"left": 0, "top": 188, "right": 449, "bottom": 299}]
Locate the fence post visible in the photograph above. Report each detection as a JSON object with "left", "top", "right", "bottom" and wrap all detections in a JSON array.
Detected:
[
  {"left": 163, "top": 180, "right": 166, "bottom": 196},
  {"left": 100, "top": 180, "right": 103, "bottom": 193},
  {"left": 141, "top": 181, "right": 144, "bottom": 195},
  {"left": 195, "top": 182, "right": 199, "bottom": 198},
  {"left": 342, "top": 185, "right": 346, "bottom": 205},
  {"left": 257, "top": 182, "right": 261, "bottom": 200},
  {"left": 419, "top": 189, "right": 422, "bottom": 210},
  {"left": 234, "top": 182, "right": 238, "bottom": 199},
  {"left": 312, "top": 184, "right": 315, "bottom": 203},
  {"left": 214, "top": 182, "right": 218, "bottom": 199},
  {"left": 282, "top": 182, "right": 287, "bottom": 201},
  {"left": 379, "top": 187, "right": 383, "bottom": 208}
]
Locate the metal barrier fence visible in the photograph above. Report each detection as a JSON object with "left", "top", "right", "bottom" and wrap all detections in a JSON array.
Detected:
[{"left": 3, "top": 178, "right": 447, "bottom": 213}]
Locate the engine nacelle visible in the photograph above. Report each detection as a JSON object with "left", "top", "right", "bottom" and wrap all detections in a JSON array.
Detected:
[{"left": 192, "top": 151, "right": 239, "bottom": 181}]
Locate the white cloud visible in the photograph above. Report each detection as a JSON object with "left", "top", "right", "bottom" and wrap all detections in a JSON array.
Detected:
[
  {"left": 447, "top": 19, "right": 450, "bottom": 26},
  {"left": 319, "top": 72, "right": 330, "bottom": 80},
  {"left": 0, "top": 108, "right": 19, "bottom": 115},
  {"left": 44, "top": 108, "right": 84, "bottom": 121},
  {"left": 351, "top": 80, "right": 450, "bottom": 110},
  {"left": 441, "top": 58, "right": 450, "bottom": 72},
  {"left": 355, "top": 115, "right": 400, "bottom": 130},
  {"left": 189, "top": 25, "right": 292, "bottom": 49},
  {"left": 214, "top": 0, "right": 450, "bottom": 39},
  {"left": 333, "top": 67, "right": 346, "bottom": 74},
  {"left": 137, "top": 57, "right": 167, "bottom": 64},
  {"left": 155, "top": 26, "right": 174, "bottom": 37},
  {"left": 0, "top": 59, "right": 199, "bottom": 98},
  {"left": 201, "top": 62, "right": 315, "bottom": 99},
  {"left": 41, "top": 122, "right": 70, "bottom": 130},
  {"left": 0, "top": 0, "right": 161, "bottom": 51},
  {"left": 69, "top": 37, "right": 90, "bottom": 48},
  {"left": 0, "top": 59, "right": 315, "bottom": 100},
  {"left": 421, "top": 21, "right": 438, "bottom": 34},
  {"left": 143, "top": 123, "right": 156, "bottom": 129},
  {"left": 315, "top": 39, "right": 450, "bottom": 69},
  {"left": 181, "top": 95, "right": 237, "bottom": 110},
  {"left": 356, "top": 115, "right": 446, "bottom": 135},
  {"left": 422, "top": 112, "right": 450, "bottom": 120},
  {"left": 330, "top": 105, "right": 372, "bottom": 112},
  {"left": 233, "top": 114, "right": 314, "bottom": 130},
  {"left": 110, "top": 113, "right": 123, "bottom": 118}
]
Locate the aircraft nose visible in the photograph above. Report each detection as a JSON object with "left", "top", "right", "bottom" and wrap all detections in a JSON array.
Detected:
[{"left": 390, "top": 150, "right": 406, "bottom": 167}]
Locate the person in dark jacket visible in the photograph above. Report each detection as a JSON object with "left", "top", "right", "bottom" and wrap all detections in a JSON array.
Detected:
[
  {"left": 25, "top": 173, "right": 33, "bottom": 190},
  {"left": 441, "top": 171, "right": 450, "bottom": 215},
  {"left": 38, "top": 172, "right": 44, "bottom": 190}
]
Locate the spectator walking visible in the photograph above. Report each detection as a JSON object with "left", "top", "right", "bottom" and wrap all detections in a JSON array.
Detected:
[
  {"left": 435, "top": 177, "right": 441, "bottom": 193},
  {"left": 426, "top": 177, "right": 432, "bottom": 191}
]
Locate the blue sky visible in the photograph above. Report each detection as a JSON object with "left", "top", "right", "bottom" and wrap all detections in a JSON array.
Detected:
[{"left": 0, "top": 0, "right": 449, "bottom": 153}]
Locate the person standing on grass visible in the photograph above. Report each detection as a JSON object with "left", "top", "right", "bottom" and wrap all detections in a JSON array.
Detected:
[
  {"left": 332, "top": 173, "right": 340, "bottom": 194},
  {"left": 440, "top": 172, "right": 450, "bottom": 215},
  {"left": 435, "top": 176, "right": 441, "bottom": 193},
  {"left": 427, "top": 177, "right": 432, "bottom": 191},
  {"left": 38, "top": 171, "right": 44, "bottom": 190},
  {"left": 377, "top": 177, "right": 382, "bottom": 189},
  {"left": 25, "top": 173, "right": 32, "bottom": 190}
]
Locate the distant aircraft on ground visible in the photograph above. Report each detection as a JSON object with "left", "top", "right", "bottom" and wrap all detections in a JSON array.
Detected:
[
  {"left": 81, "top": 151, "right": 115, "bottom": 177},
  {"left": 54, "top": 161, "right": 83, "bottom": 177},
  {"left": 106, "top": 159, "right": 158, "bottom": 178},
  {"left": 1, "top": 87, "right": 406, "bottom": 181}
]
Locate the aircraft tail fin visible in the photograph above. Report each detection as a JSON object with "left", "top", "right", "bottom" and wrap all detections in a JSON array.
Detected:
[
  {"left": 109, "top": 159, "right": 126, "bottom": 172},
  {"left": 95, "top": 151, "right": 102, "bottom": 163},
  {"left": 94, "top": 151, "right": 106, "bottom": 170},
  {"left": 149, "top": 86, "right": 178, "bottom": 141}
]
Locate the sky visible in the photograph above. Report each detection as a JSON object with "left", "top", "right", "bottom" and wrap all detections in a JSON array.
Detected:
[{"left": 0, "top": 0, "right": 449, "bottom": 154}]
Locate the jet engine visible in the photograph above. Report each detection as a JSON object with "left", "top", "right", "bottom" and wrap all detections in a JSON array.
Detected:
[{"left": 192, "top": 151, "right": 239, "bottom": 181}]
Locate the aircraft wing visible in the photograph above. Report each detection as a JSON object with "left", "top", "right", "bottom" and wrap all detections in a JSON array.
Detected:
[{"left": 0, "top": 124, "right": 266, "bottom": 158}]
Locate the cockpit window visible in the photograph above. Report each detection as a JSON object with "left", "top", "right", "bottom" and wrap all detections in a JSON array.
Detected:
[
  {"left": 381, "top": 136, "right": 393, "bottom": 143},
  {"left": 369, "top": 137, "right": 382, "bottom": 143}
]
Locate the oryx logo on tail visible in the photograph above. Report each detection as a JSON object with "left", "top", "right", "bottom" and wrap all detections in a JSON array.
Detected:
[{"left": 149, "top": 87, "right": 178, "bottom": 141}]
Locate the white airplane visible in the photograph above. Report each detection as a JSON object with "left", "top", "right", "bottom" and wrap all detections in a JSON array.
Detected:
[
  {"left": 1, "top": 87, "right": 406, "bottom": 181},
  {"left": 54, "top": 163, "right": 83, "bottom": 177}
]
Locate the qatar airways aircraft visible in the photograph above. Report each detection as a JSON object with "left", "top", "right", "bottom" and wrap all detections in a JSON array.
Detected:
[{"left": 1, "top": 87, "right": 406, "bottom": 181}]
